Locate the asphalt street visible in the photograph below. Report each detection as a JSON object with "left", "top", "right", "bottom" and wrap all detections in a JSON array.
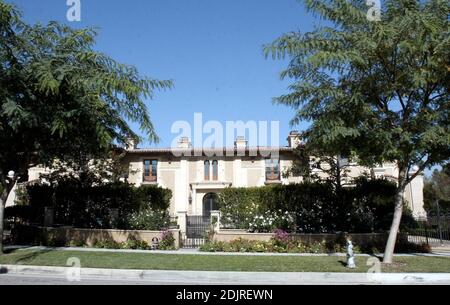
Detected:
[{"left": 0, "top": 274, "right": 187, "bottom": 285}]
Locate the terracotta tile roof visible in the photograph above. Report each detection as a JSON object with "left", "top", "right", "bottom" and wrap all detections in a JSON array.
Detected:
[{"left": 126, "top": 146, "right": 297, "bottom": 156}]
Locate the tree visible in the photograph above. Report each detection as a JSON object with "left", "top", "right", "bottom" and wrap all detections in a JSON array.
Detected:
[
  {"left": 424, "top": 169, "right": 450, "bottom": 215},
  {"left": 265, "top": 0, "right": 449, "bottom": 263},
  {"left": 443, "top": 163, "right": 450, "bottom": 176},
  {"left": 0, "top": 2, "right": 172, "bottom": 253},
  {"left": 285, "top": 144, "right": 355, "bottom": 192}
]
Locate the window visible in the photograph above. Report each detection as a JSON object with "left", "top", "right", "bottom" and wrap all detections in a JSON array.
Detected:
[
  {"left": 212, "top": 160, "right": 219, "bottom": 181},
  {"left": 204, "top": 161, "right": 210, "bottom": 181},
  {"left": 265, "top": 159, "right": 280, "bottom": 181},
  {"left": 144, "top": 160, "right": 158, "bottom": 182},
  {"left": 204, "top": 160, "right": 219, "bottom": 181}
]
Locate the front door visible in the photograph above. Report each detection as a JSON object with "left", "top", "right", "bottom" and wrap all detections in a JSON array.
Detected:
[{"left": 203, "top": 193, "right": 219, "bottom": 217}]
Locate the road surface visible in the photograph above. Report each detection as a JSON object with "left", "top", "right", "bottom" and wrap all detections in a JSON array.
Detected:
[{"left": 0, "top": 274, "right": 187, "bottom": 285}]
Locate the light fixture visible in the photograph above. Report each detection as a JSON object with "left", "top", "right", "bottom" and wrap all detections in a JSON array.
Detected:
[{"left": 7, "top": 170, "right": 15, "bottom": 179}]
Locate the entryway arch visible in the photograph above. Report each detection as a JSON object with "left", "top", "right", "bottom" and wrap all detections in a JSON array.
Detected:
[{"left": 202, "top": 193, "right": 219, "bottom": 217}]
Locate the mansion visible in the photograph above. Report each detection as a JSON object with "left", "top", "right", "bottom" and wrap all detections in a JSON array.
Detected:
[
  {"left": 109, "top": 132, "right": 426, "bottom": 220},
  {"left": 19, "top": 132, "right": 427, "bottom": 229}
]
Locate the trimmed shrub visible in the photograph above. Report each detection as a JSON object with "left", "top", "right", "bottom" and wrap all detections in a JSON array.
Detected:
[
  {"left": 199, "top": 236, "right": 430, "bottom": 254},
  {"left": 6, "top": 181, "right": 172, "bottom": 230},
  {"left": 126, "top": 209, "right": 171, "bottom": 231},
  {"left": 121, "top": 236, "right": 151, "bottom": 250},
  {"left": 218, "top": 178, "right": 415, "bottom": 233}
]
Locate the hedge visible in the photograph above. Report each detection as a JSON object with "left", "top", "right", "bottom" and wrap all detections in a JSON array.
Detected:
[
  {"left": 6, "top": 181, "right": 172, "bottom": 230},
  {"left": 218, "top": 178, "right": 416, "bottom": 233}
]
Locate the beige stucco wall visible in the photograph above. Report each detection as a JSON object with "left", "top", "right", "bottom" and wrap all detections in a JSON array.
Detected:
[
  {"left": 213, "top": 230, "right": 391, "bottom": 247},
  {"left": 39, "top": 227, "right": 181, "bottom": 249}
]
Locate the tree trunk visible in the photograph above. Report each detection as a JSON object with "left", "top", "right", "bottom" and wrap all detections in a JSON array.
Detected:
[{"left": 383, "top": 167, "right": 408, "bottom": 264}]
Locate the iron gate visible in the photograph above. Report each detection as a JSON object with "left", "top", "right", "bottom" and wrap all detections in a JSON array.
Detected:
[
  {"left": 406, "top": 216, "right": 450, "bottom": 246},
  {"left": 183, "top": 215, "right": 211, "bottom": 248}
]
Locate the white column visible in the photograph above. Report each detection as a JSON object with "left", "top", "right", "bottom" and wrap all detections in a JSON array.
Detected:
[
  {"left": 177, "top": 211, "right": 188, "bottom": 237},
  {"left": 233, "top": 158, "right": 244, "bottom": 187},
  {"left": 175, "top": 159, "right": 189, "bottom": 213}
]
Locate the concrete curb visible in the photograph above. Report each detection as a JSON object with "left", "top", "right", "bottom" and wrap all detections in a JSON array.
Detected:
[
  {"left": 1, "top": 265, "right": 450, "bottom": 285},
  {"left": 6, "top": 246, "right": 450, "bottom": 257}
]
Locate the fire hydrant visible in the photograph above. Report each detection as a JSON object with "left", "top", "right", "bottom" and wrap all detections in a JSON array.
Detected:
[{"left": 346, "top": 237, "right": 356, "bottom": 269}]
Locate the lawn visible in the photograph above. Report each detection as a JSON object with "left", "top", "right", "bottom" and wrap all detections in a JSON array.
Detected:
[{"left": 0, "top": 249, "right": 449, "bottom": 273}]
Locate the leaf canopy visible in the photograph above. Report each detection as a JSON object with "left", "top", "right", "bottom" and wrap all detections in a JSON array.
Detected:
[
  {"left": 266, "top": 0, "right": 450, "bottom": 181},
  {"left": 0, "top": 1, "right": 172, "bottom": 179}
]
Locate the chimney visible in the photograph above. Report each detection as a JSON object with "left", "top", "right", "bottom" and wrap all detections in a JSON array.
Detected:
[
  {"left": 126, "top": 137, "right": 137, "bottom": 150},
  {"left": 235, "top": 136, "right": 248, "bottom": 150},
  {"left": 177, "top": 137, "right": 192, "bottom": 149},
  {"left": 287, "top": 131, "right": 302, "bottom": 148}
]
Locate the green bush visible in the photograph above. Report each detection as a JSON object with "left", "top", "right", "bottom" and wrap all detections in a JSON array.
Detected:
[
  {"left": 199, "top": 238, "right": 345, "bottom": 254},
  {"left": 68, "top": 240, "right": 87, "bottom": 248},
  {"left": 126, "top": 209, "right": 171, "bottom": 231},
  {"left": 93, "top": 239, "right": 122, "bottom": 249},
  {"left": 9, "top": 180, "right": 172, "bottom": 230},
  {"left": 199, "top": 236, "right": 429, "bottom": 254},
  {"left": 121, "top": 236, "right": 151, "bottom": 250},
  {"left": 159, "top": 230, "right": 176, "bottom": 250},
  {"left": 218, "top": 178, "right": 415, "bottom": 233},
  {"left": 91, "top": 235, "right": 172, "bottom": 251}
]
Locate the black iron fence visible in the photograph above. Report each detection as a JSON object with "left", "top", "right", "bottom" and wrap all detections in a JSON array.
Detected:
[
  {"left": 182, "top": 215, "right": 211, "bottom": 248},
  {"left": 405, "top": 216, "right": 450, "bottom": 246}
]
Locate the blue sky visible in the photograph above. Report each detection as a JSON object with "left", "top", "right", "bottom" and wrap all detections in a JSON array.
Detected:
[{"left": 8, "top": 0, "right": 319, "bottom": 148}]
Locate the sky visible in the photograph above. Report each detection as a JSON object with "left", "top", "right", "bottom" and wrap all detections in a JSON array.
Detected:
[{"left": 8, "top": 0, "right": 319, "bottom": 148}]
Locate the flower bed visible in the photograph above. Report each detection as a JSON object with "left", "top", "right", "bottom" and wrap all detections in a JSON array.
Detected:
[{"left": 200, "top": 230, "right": 430, "bottom": 254}]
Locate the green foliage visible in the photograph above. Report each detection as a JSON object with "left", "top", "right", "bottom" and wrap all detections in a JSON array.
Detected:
[
  {"left": 286, "top": 146, "right": 355, "bottom": 191},
  {"left": 93, "top": 239, "right": 122, "bottom": 250},
  {"left": 120, "top": 236, "right": 151, "bottom": 250},
  {"left": 200, "top": 238, "right": 352, "bottom": 254},
  {"left": 266, "top": 0, "right": 449, "bottom": 259},
  {"left": 92, "top": 234, "right": 174, "bottom": 251},
  {"left": 217, "top": 187, "right": 261, "bottom": 230},
  {"left": 136, "top": 185, "right": 173, "bottom": 211},
  {"left": 68, "top": 240, "right": 87, "bottom": 248},
  {"left": 424, "top": 168, "right": 450, "bottom": 215},
  {"left": 265, "top": 0, "right": 449, "bottom": 184},
  {"left": 0, "top": 0, "right": 172, "bottom": 197},
  {"left": 126, "top": 209, "right": 171, "bottom": 231},
  {"left": 200, "top": 236, "right": 430, "bottom": 254},
  {"left": 0, "top": 2, "right": 172, "bottom": 252},
  {"left": 6, "top": 180, "right": 172, "bottom": 230},
  {"left": 218, "top": 179, "right": 415, "bottom": 233},
  {"left": 158, "top": 230, "right": 176, "bottom": 250}
]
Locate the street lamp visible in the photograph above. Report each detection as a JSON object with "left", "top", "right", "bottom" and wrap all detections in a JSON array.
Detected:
[{"left": 7, "top": 171, "right": 15, "bottom": 180}]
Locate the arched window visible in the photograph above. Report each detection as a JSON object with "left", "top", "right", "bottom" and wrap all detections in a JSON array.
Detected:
[
  {"left": 212, "top": 160, "right": 218, "bottom": 181},
  {"left": 203, "top": 193, "right": 219, "bottom": 217},
  {"left": 204, "top": 160, "right": 210, "bottom": 181}
]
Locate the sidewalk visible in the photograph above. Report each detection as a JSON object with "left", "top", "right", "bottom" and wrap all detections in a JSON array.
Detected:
[
  {"left": 1, "top": 264, "right": 450, "bottom": 285},
  {"left": 5, "top": 245, "right": 450, "bottom": 257},
  {"left": 431, "top": 245, "right": 450, "bottom": 255}
]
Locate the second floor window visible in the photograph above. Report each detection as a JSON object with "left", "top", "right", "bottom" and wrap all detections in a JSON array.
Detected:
[
  {"left": 204, "top": 160, "right": 219, "bottom": 181},
  {"left": 212, "top": 160, "right": 218, "bottom": 181},
  {"left": 204, "top": 161, "right": 210, "bottom": 181},
  {"left": 265, "top": 159, "right": 280, "bottom": 181},
  {"left": 144, "top": 159, "right": 158, "bottom": 182}
]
